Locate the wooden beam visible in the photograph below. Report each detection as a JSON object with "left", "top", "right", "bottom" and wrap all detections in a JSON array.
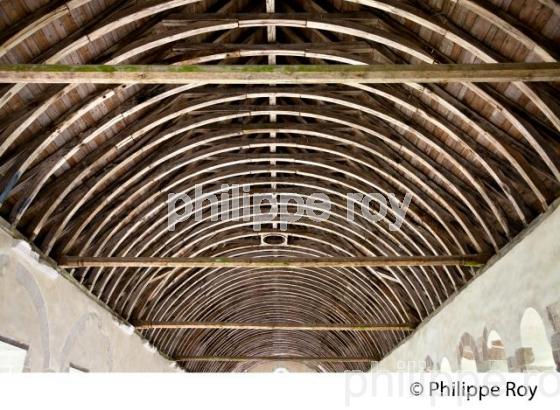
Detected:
[
  {"left": 162, "top": 12, "right": 382, "bottom": 23},
  {"left": 58, "top": 254, "right": 490, "bottom": 268},
  {"left": 169, "top": 41, "right": 376, "bottom": 54},
  {"left": 175, "top": 356, "right": 377, "bottom": 363},
  {"left": 134, "top": 321, "right": 414, "bottom": 331},
  {"left": 0, "top": 63, "right": 559, "bottom": 84}
]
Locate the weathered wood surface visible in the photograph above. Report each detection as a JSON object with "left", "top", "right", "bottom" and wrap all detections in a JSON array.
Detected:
[
  {"left": 59, "top": 254, "right": 490, "bottom": 268},
  {"left": 134, "top": 321, "right": 414, "bottom": 331},
  {"left": 0, "top": 63, "right": 559, "bottom": 84},
  {"left": 1, "top": 0, "right": 559, "bottom": 372}
]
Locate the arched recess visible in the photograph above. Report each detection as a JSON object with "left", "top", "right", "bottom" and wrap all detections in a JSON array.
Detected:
[
  {"left": 457, "top": 332, "right": 479, "bottom": 372},
  {"left": 439, "top": 357, "right": 452, "bottom": 373},
  {"left": 519, "top": 307, "right": 555, "bottom": 371},
  {"left": 424, "top": 355, "right": 434, "bottom": 372},
  {"left": 58, "top": 312, "right": 113, "bottom": 372},
  {"left": 483, "top": 329, "right": 508, "bottom": 372},
  {"left": 12, "top": 261, "right": 51, "bottom": 371},
  {"left": 545, "top": 301, "right": 560, "bottom": 371}
]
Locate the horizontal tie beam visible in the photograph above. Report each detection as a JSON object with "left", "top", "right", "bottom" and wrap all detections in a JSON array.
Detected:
[
  {"left": 0, "top": 63, "right": 559, "bottom": 84},
  {"left": 133, "top": 321, "right": 414, "bottom": 332},
  {"left": 58, "top": 254, "right": 490, "bottom": 268},
  {"left": 174, "top": 356, "right": 377, "bottom": 363}
]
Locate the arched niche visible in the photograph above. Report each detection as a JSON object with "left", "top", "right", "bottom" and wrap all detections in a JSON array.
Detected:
[
  {"left": 424, "top": 355, "right": 434, "bottom": 372},
  {"left": 458, "top": 333, "right": 479, "bottom": 372},
  {"left": 519, "top": 307, "right": 555, "bottom": 371},
  {"left": 546, "top": 301, "right": 560, "bottom": 371},
  {"left": 1, "top": 260, "right": 52, "bottom": 371},
  {"left": 483, "top": 329, "right": 508, "bottom": 372},
  {"left": 439, "top": 357, "right": 452, "bottom": 373},
  {"left": 58, "top": 312, "right": 113, "bottom": 372}
]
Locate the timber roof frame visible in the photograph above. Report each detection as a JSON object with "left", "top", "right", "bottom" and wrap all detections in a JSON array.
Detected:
[{"left": 0, "top": 0, "right": 559, "bottom": 372}]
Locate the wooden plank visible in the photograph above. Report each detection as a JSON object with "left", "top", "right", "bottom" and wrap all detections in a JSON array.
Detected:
[
  {"left": 58, "top": 254, "right": 490, "bottom": 268},
  {"left": 134, "top": 321, "right": 414, "bottom": 331},
  {"left": 457, "top": 0, "right": 558, "bottom": 61},
  {"left": 0, "top": 63, "right": 559, "bottom": 84},
  {"left": 175, "top": 356, "right": 377, "bottom": 363}
]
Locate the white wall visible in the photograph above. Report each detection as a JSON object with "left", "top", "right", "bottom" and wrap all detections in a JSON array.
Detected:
[
  {"left": 0, "top": 223, "right": 180, "bottom": 372},
  {"left": 375, "top": 201, "right": 560, "bottom": 372}
]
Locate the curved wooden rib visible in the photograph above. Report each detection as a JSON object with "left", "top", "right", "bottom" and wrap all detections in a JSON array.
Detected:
[
  {"left": 39, "top": 97, "right": 505, "bottom": 250},
  {"left": 1, "top": 16, "right": 435, "bottom": 204},
  {"left": 36, "top": 109, "right": 490, "bottom": 254},
  {"left": 1, "top": 19, "right": 557, "bottom": 225},
  {"left": 345, "top": 0, "right": 560, "bottom": 134},
  {"left": 0, "top": 0, "right": 559, "bottom": 372}
]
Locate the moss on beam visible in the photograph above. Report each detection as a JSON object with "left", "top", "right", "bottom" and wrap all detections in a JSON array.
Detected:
[{"left": 1, "top": 63, "right": 559, "bottom": 84}]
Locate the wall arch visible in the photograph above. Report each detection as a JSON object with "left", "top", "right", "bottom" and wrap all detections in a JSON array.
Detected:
[
  {"left": 519, "top": 307, "right": 555, "bottom": 371},
  {"left": 439, "top": 357, "right": 452, "bottom": 373},
  {"left": 13, "top": 262, "right": 51, "bottom": 371},
  {"left": 483, "top": 329, "right": 508, "bottom": 372},
  {"left": 58, "top": 312, "right": 113, "bottom": 372},
  {"left": 458, "top": 333, "right": 479, "bottom": 372},
  {"left": 424, "top": 355, "right": 434, "bottom": 372}
]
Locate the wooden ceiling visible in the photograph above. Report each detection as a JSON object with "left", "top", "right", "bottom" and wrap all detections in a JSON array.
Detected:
[{"left": 0, "top": 0, "right": 559, "bottom": 372}]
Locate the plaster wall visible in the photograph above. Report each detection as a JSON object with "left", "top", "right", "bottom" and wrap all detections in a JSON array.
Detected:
[
  {"left": 376, "top": 202, "right": 560, "bottom": 372},
  {"left": 0, "top": 226, "right": 179, "bottom": 372}
]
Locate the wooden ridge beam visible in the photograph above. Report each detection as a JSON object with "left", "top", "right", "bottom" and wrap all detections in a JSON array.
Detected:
[
  {"left": 134, "top": 321, "right": 414, "bottom": 331},
  {"left": 0, "top": 63, "right": 559, "bottom": 84},
  {"left": 58, "top": 254, "right": 490, "bottom": 268},
  {"left": 175, "top": 356, "right": 378, "bottom": 363}
]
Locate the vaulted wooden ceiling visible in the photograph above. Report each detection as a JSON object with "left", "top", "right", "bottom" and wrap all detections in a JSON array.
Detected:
[{"left": 0, "top": 0, "right": 559, "bottom": 372}]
